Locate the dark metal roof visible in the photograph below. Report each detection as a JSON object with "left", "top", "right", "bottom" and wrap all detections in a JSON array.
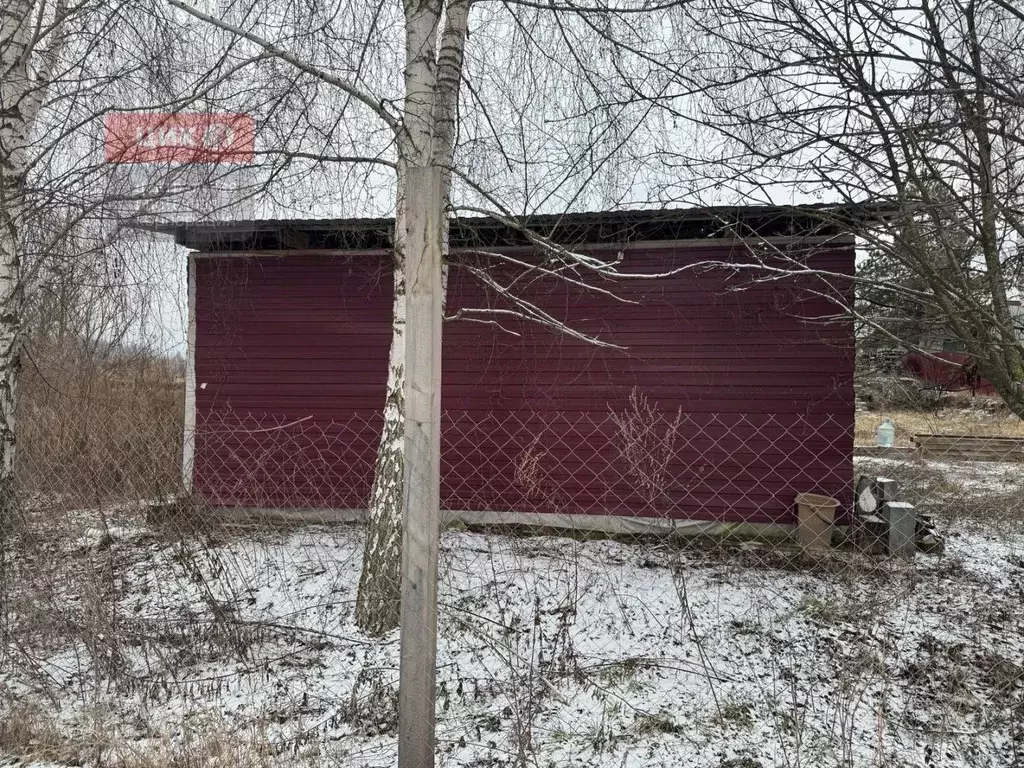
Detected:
[{"left": 145, "top": 202, "right": 894, "bottom": 252}]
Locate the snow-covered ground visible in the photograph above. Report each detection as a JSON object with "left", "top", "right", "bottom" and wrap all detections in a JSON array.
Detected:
[{"left": 2, "top": 458, "right": 1022, "bottom": 768}]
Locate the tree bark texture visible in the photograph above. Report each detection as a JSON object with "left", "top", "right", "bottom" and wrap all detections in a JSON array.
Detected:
[{"left": 0, "top": 0, "right": 35, "bottom": 530}]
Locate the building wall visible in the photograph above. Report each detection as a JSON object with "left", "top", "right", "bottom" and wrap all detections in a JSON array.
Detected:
[
  {"left": 191, "top": 239, "right": 855, "bottom": 525},
  {"left": 905, "top": 300, "right": 1022, "bottom": 395}
]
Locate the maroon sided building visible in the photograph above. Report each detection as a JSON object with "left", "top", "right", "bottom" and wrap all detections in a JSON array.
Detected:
[{"left": 159, "top": 206, "right": 862, "bottom": 534}]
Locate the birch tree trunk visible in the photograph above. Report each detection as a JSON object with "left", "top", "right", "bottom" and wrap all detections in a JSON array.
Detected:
[
  {"left": 0, "top": 0, "right": 36, "bottom": 529},
  {"left": 354, "top": 0, "right": 468, "bottom": 637},
  {"left": 353, "top": 0, "right": 438, "bottom": 634},
  {"left": 354, "top": 171, "right": 407, "bottom": 635}
]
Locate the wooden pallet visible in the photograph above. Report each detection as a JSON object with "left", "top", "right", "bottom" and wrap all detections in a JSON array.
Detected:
[
  {"left": 911, "top": 434, "right": 1024, "bottom": 462},
  {"left": 854, "top": 445, "right": 918, "bottom": 457}
]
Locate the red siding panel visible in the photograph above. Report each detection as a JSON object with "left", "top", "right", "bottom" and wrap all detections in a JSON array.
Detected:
[{"left": 192, "top": 241, "right": 854, "bottom": 524}]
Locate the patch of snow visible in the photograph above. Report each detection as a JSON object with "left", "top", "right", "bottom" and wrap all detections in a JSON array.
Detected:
[{"left": 2, "top": 519, "right": 1023, "bottom": 768}]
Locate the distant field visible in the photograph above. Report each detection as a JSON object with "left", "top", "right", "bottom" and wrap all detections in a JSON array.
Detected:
[{"left": 855, "top": 404, "right": 1024, "bottom": 446}]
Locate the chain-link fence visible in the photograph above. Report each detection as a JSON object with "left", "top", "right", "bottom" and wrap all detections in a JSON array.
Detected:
[{"left": 2, "top": 377, "right": 1023, "bottom": 768}]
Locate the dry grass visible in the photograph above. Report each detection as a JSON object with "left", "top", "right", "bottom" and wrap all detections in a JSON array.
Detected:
[
  {"left": 0, "top": 702, "right": 277, "bottom": 768},
  {"left": 855, "top": 405, "right": 1024, "bottom": 447},
  {"left": 16, "top": 340, "right": 183, "bottom": 513},
  {"left": 112, "top": 715, "right": 277, "bottom": 768},
  {"left": 0, "top": 702, "right": 111, "bottom": 765}
]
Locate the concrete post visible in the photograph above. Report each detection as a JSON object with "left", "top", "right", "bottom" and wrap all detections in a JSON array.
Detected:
[
  {"left": 885, "top": 501, "right": 917, "bottom": 559},
  {"left": 398, "top": 167, "right": 444, "bottom": 768}
]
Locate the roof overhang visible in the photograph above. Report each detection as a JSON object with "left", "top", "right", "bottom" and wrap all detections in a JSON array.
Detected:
[{"left": 142, "top": 202, "right": 897, "bottom": 253}]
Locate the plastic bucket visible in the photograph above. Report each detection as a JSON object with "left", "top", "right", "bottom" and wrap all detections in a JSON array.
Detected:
[{"left": 795, "top": 492, "right": 840, "bottom": 552}]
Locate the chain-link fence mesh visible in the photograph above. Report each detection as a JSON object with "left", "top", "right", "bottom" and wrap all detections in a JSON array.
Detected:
[{"left": 2, "top": 374, "right": 1023, "bottom": 768}]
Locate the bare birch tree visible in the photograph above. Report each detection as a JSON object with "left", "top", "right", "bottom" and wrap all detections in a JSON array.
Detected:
[
  {"left": 353, "top": 0, "right": 469, "bottom": 636},
  {"left": 167, "top": 0, "right": 707, "bottom": 636},
  {"left": 656, "top": 0, "right": 1024, "bottom": 415},
  {"left": 1, "top": 1, "right": 191, "bottom": 526},
  {"left": 1, "top": 3, "right": 269, "bottom": 569},
  {"left": 0, "top": 0, "right": 56, "bottom": 525}
]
